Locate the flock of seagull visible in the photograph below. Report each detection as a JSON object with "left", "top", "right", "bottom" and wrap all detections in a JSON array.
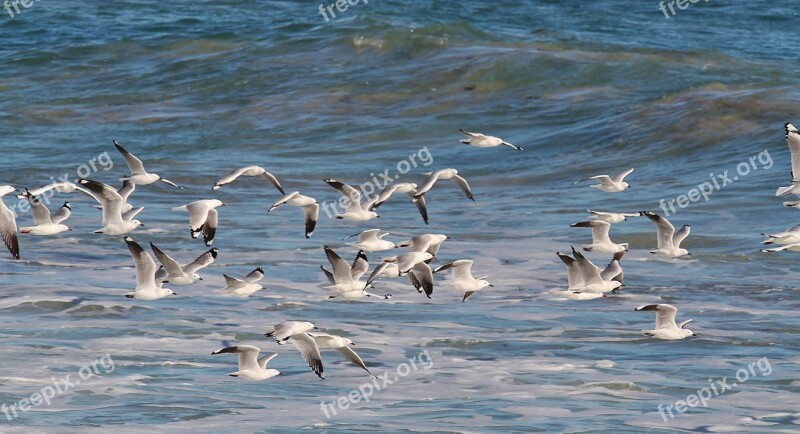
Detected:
[
  {"left": 0, "top": 130, "right": 508, "bottom": 380},
  {"left": 0, "top": 124, "right": 795, "bottom": 379}
]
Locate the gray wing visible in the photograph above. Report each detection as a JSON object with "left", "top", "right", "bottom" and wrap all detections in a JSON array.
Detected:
[
  {"left": 365, "top": 262, "right": 391, "bottom": 287},
  {"left": 612, "top": 168, "right": 634, "bottom": 183},
  {"left": 150, "top": 243, "right": 183, "bottom": 277},
  {"left": 260, "top": 171, "right": 286, "bottom": 195},
  {"left": 25, "top": 194, "right": 52, "bottom": 226},
  {"left": 257, "top": 352, "right": 278, "bottom": 369},
  {"left": 787, "top": 124, "right": 800, "bottom": 182},
  {"left": 51, "top": 203, "right": 71, "bottom": 224},
  {"left": 124, "top": 237, "right": 157, "bottom": 288},
  {"left": 673, "top": 225, "right": 691, "bottom": 249},
  {"left": 114, "top": 140, "right": 147, "bottom": 175},
  {"left": 302, "top": 203, "right": 318, "bottom": 238},
  {"left": 0, "top": 200, "right": 19, "bottom": 259},
  {"left": 335, "top": 346, "right": 373, "bottom": 376},
  {"left": 184, "top": 248, "right": 218, "bottom": 274},
  {"left": 324, "top": 246, "right": 353, "bottom": 285},
  {"left": 320, "top": 266, "right": 336, "bottom": 285},
  {"left": 351, "top": 250, "right": 369, "bottom": 281},
  {"left": 203, "top": 208, "right": 218, "bottom": 246},
  {"left": 289, "top": 333, "right": 324, "bottom": 379},
  {"left": 79, "top": 179, "right": 125, "bottom": 226},
  {"left": 452, "top": 175, "right": 474, "bottom": 201},
  {"left": 243, "top": 266, "right": 264, "bottom": 283},
  {"left": 409, "top": 262, "right": 433, "bottom": 298}
]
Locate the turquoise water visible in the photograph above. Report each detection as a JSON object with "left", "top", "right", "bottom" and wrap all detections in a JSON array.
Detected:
[{"left": 2, "top": 1, "right": 800, "bottom": 432}]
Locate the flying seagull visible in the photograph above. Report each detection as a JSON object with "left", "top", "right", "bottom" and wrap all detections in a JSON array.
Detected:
[
  {"left": 211, "top": 345, "right": 281, "bottom": 380},
  {"left": 152, "top": 244, "right": 218, "bottom": 285},
  {"left": 641, "top": 211, "right": 691, "bottom": 257},
  {"left": 18, "top": 192, "right": 71, "bottom": 235},
  {"left": 576, "top": 168, "right": 633, "bottom": 192},
  {"left": 268, "top": 192, "right": 319, "bottom": 239},
  {"left": 433, "top": 259, "right": 492, "bottom": 302},
  {"left": 172, "top": 199, "right": 225, "bottom": 246},
  {"left": 213, "top": 165, "right": 286, "bottom": 194},
  {"left": 0, "top": 185, "right": 19, "bottom": 259},
  {"left": 412, "top": 168, "right": 474, "bottom": 202},
  {"left": 221, "top": 267, "right": 265, "bottom": 296},
  {"left": 370, "top": 182, "right": 428, "bottom": 224},
  {"left": 114, "top": 140, "right": 182, "bottom": 188},
  {"left": 635, "top": 304, "right": 695, "bottom": 340},
  {"left": 122, "top": 236, "right": 177, "bottom": 300},
  {"left": 570, "top": 220, "right": 629, "bottom": 253},
  {"left": 345, "top": 229, "right": 396, "bottom": 252},
  {"left": 459, "top": 129, "right": 523, "bottom": 150},
  {"left": 323, "top": 179, "right": 379, "bottom": 221},
  {"left": 78, "top": 179, "right": 144, "bottom": 235}
]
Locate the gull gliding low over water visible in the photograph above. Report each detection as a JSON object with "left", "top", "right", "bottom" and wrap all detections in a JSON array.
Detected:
[
  {"left": 268, "top": 192, "right": 319, "bottom": 239},
  {"left": 212, "top": 165, "right": 286, "bottom": 194},
  {"left": 576, "top": 168, "right": 634, "bottom": 192},
  {"left": 211, "top": 345, "right": 281, "bottom": 380},
  {"left": 635, "top": 304, "right": 695, "bottom": 340}
]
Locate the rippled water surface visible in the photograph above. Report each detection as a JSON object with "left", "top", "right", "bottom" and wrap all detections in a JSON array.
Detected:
[{"left": 2, "top": 1, "right": 800, "bottom": 433}]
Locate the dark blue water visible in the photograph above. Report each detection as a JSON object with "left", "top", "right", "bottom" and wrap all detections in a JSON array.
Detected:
[{"left": 1, "top": 1, "right": 800, "bottom": 432}]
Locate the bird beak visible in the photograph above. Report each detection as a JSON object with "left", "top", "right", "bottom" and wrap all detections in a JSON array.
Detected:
[
  {"left": 172, "top": 292, "right": 178, "bottom": 296},
  {"left": 488, "top": 284, "right": 494, "bottom": 287},
  {"left": 350, "top": 343, "right": 356, "bottom": 346},
  {"left": 198, "top": 277, "right": 204, "bottom": 281}
]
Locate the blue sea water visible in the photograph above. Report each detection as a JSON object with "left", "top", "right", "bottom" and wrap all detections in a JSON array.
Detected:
[{"left": 2, "top": 1, "right": 800, "bottom": 432}]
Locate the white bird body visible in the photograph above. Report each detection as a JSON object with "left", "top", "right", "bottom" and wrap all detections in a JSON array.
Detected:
[
  {"left": 268, "top": 191, "right": 319, "bottom": 238},
  {"left": 79, "top": 179, "right": 144, "bottom": 235},
  {"left": 213, "top": 165, "right": 285, "bottom": 194},
  {"left": 370, "top": 183, "right": 429, "bottom": 224},
  {"left": 641, "top": 211, "right": 691, "bottom": 258},
  {"left": 459, "top": 129, "right": 523, "bottom": 150},
  {"left": 568, "top": 247, "right": 623, "bottom": 293},
  {"left": 221, "top": 267, "right": 265, "bottom": 296},
  {"left": 324, "top": 179, "right": 379, "bottom": 221},
  {"left": 413, "top": 168, "right": 474, "bottom": 201},
  {"left": 322, "top": 247, "right": 391, "bottom": 299},
  {"left": 211, "top": 345, "right": 280, "bottom": 380},
  {"left": 587, "top": 210, "right": 640, "bottom": 224},
  {"left": 433, "top": 259, "right": 492, "bottom": 302},
  {"left": 761, "top": 224, "right": 800, "bottom": 245},
  {"left": 346, "top": 229, "right": 396, "bottom": 252},
  {"left": 122, "top": 237, "right": 176, "bottom": 300},
  {"left": 570, "top": 220, "right": 628, "bottom": 253},
  {"left": 18, "top": 195, "right": 71, "bottom": 236},
  {"left": 114, "top": 140, "right": 182, "bottom": 188},
  {"left": 578, "top": 168, "right": 633, "bottom": 192},
  {"left": 173, "top": 199, "right": 224, "bottom": 245},
  {"left": 635, "top": 304, "right": 695, "bottom": 340},
  {"left": 152, "top": 245, "right": 218, "bottom": 285}
]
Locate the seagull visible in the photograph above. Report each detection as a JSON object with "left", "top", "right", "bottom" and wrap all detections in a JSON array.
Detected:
[
  {"left": 459, "top": 129, "right": 523, "bottom": 150},
  {"left": 172, "top": 199, "right": 224, "bottom": 246},
  {"left": 370, "top": 182, "right": 428, "bottom": 224},
  {"left": 761, "top": 224, "right": 800, "bottom": 245},
  {"left": 397, "top": 233, "right": 449, "bottom": 259},
  {"left": 321, "top": 247, "right": 391, "bottom": 299},
  {"left": 91, "top": 181, "right": 135, "bottom": 213},
  {"left": 641, "top": 211, "right": 691, "bottom": 257},
  {"left": 635, "top": 304, "right": 695, "bottom": 340},
  {"left": 433, "top": 259, "right": 492, "bottom": 302},
  {"left": 268, "top": 192, "right": 319, "bottom": 238},
  {"left": 404, "top": 261, "right": 434, "bottom": 298},
  {"left": 114, "top": 140, "right": 182, "bottom": 188},
  {"left": 775, "top": 123, "right": 800, "bottom": 196},
  {"left": 211, "top": 345, "right": 281, "bottom": 380},
  {"left": 152, "top": 244, "right": 218, "bottom": 285},
  {"left": 18, "top": 193, "right": 71, "bottom": 235},
  {"left": 323, "top": 179, "right": 379, "bottom": 221},
  {"left": 552, "top": 253, "right": 606, "bottom": 300},
  {"left": 576, "top": 168, "right": 633, "bottom": 192},
  {"left": 212, "top": 165, "right": 286, "bottom": 194},
  {"left": 308, "top": 332, "right": 374, "bottom": 377},
  {"left": 383, "top": 251, "right": 434, "bottom": 274},
  {"left": 221, "top": 267, "right": 265, "bottom": 296},
  {"left": 0, "top": 185, "right": 19, "bottom": 259},
  {"left": 570, "top": 220, "right": 628, "bottom": 253},
  {"left": 345, "top": 229, "right": 396, "bottom": 252},
  {"left": 264, "top": 321, "right": 323, "bottom": 378},
  {"left": 412, "top": 168, "right": 474, "bottom": 202},
  {"left": 27, "top": 181, "right": 101, "bottom": 205},
  {"left": 761, "top": 243, "right": 800, "bottom": 253},
  {"left": 587, "top": 210, "right": 640, "bottom": 224},
  {"left": 122, "top": 236, "right": 176, "bottom": 300},
  {"left": 569, "top": 247, "right": 622, "bottom": 293},
  {"left": 78, "top": 179, "right": 144, "bottom": 235}
]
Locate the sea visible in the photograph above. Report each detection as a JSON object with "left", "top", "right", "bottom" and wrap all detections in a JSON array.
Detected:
[{"left": 1, "top": 1, "right": 800, "bottom": 432}]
